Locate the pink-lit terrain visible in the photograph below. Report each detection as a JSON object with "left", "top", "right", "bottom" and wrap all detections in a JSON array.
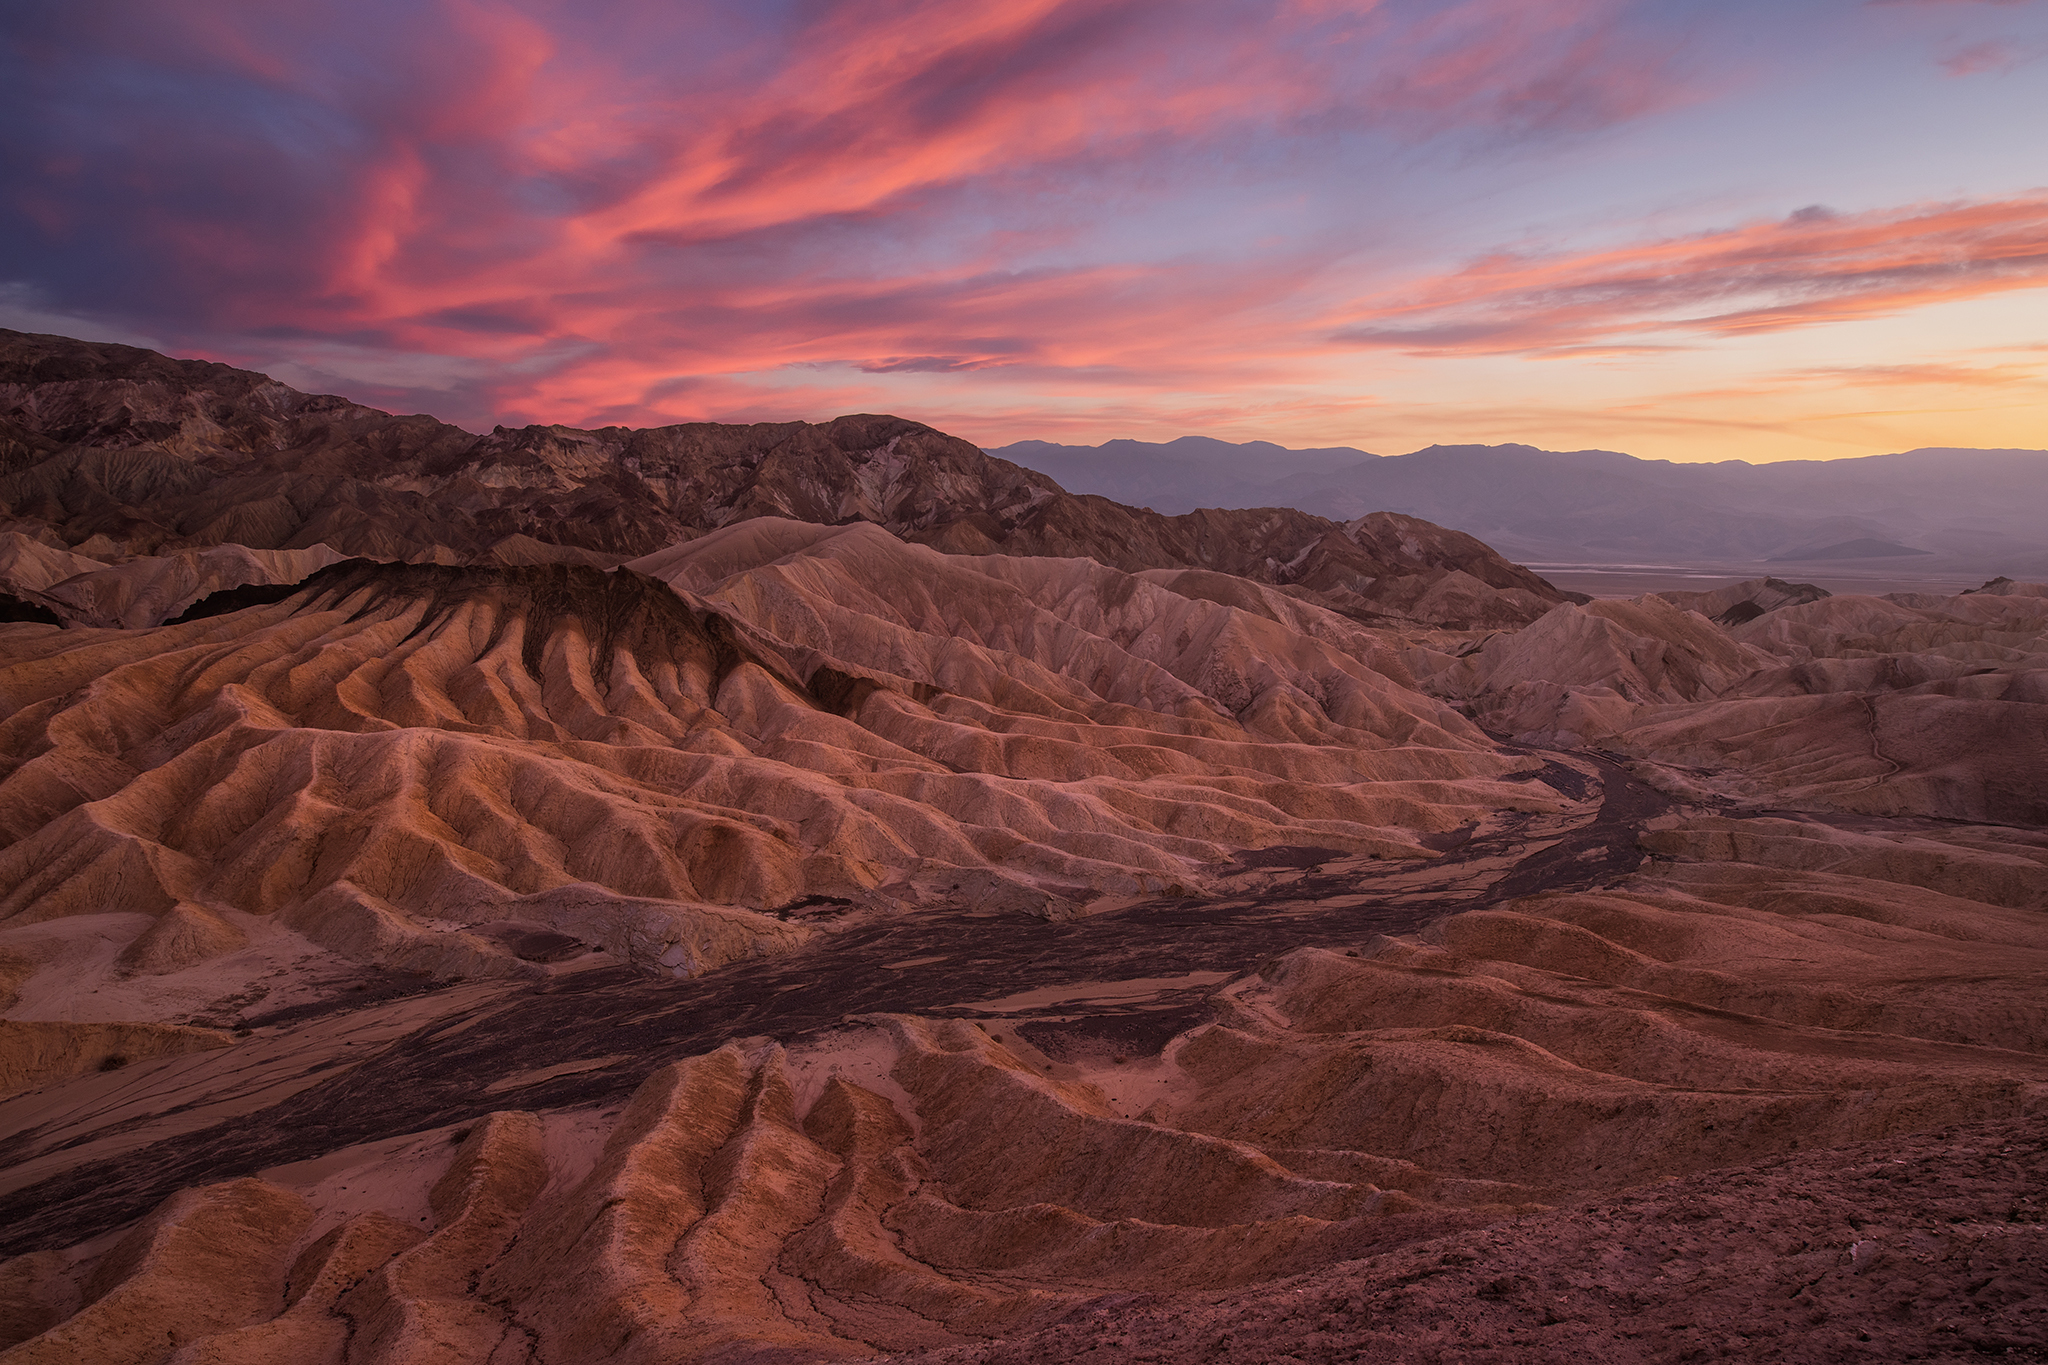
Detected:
[{"left": 0, "top": 334, "right": 2043, "bottom": 1363}]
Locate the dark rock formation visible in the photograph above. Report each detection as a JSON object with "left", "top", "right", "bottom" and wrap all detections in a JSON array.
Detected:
[{"left": 0, "top": 329, "right": 1576, "bottom": 626}]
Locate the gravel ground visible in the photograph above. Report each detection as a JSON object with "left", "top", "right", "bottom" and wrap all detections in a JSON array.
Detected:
[{"left": 875, "top": 1114, "right": 2048, "bottom": 1364}]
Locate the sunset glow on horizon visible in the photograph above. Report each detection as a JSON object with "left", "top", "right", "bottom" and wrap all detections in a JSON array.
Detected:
[{"left": 4, "top": 0, "right": 2046, "bottom": 463}]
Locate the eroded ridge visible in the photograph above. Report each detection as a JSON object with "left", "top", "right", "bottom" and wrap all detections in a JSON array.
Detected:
[
  {"left": 4, "top": 815, "right": 2043, "bottom": 1362},
  {"left": 0, "top": 527, "right": 1565, "bottom": 1063},
  {"left": 0, "top": 329, "right": 2043, "bottom": 1364},
  {"left": 1413, "top": 578, "right": 2048, "bottom": 825}
]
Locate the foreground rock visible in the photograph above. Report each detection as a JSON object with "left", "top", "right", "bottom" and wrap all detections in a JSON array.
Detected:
[
  {"left": 878, "top": 1114, "right": 2048, "bottom": 1364},
  {"left": 2, "top": 692, "right": 2041, "bottom": 1362},
  {"left": 3, "top": 798, "right": 2043, "bottom": 1360}
]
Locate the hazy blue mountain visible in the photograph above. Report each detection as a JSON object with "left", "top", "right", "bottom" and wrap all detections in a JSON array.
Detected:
[
  {"left": 993, "top": 436, "right": 1373, "bottom": 515},
  {"left": 988, "top": 439, "right": 2048, "bottom": 574}
]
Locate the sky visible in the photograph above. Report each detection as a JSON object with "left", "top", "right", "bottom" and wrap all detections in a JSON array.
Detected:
[{"left": 3, "top": 0, "right": 2046, "bottom": 463}]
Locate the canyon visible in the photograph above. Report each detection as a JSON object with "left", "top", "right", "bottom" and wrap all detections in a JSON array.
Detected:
[{"left": 0, "top": 329, "right": 2042, "bottom": 1363}]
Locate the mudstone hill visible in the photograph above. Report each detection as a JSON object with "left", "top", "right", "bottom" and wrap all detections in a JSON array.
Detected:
[{"left": 0, "top": 329, "right": 2042, "bottom": 1364}]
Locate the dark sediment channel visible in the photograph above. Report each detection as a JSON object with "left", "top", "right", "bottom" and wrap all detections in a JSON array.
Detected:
[{"left": 0, "top": 751, "right": 1673, "bottom": 1256}]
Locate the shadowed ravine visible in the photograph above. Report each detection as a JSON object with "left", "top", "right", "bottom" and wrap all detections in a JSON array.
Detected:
[{"left": 0, "top": 750, "right": 1663, "bottom": 1257}]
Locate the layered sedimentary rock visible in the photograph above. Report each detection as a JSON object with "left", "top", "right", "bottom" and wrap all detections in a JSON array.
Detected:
[
  {"left": 29, "top": 541, "right": 348, "bottom": 630},
  {"left": 4, "top": 821, "right": 2044, "bottom": 1361},
  {"left": 4, "top": 551, "right": 2044, "bottom": 1359},
  {"left": 1416, "top": 576, "right": 2048, "bottom": 824},
  {"left": 0, "top": 329, "right": 1573, "bottom": 628},
  {"left": 0, "top": 523, "right": 1556, "bottom": 1052},
  {"left": 2, "top": 332, "right": 2044, "bottom": 1362}
]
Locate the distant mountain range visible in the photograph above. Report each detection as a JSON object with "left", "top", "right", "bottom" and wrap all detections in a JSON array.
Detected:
[{"left": 990, "top": 437, "right": 2048, "bottom": 576}]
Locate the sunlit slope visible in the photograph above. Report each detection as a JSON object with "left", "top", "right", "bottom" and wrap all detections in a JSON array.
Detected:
[
  {"left": 4, "top": 822, "right": 2044, "bottom": 1362},
  {"left": 0, "top": 526, "right": 1555, "bottom": 1011}
]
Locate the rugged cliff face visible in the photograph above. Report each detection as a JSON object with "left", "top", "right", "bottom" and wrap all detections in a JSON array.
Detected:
[{"left": 0, "top": 329, "right": 1575, "bottom": 628}]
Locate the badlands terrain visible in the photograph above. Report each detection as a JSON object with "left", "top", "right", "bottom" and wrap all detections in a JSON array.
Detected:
[{"left": 0, "top": 329, "right": 2043, "bottom": 1363}]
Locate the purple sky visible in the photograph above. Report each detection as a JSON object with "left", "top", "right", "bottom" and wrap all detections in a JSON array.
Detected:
[{"left": 4, "top": 0, "right": 2045, "bottom": 461}]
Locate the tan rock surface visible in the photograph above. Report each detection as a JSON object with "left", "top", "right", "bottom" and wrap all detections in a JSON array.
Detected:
[
  {"left": 5, "top": 828, "right": 2042, "bottom": 1360},
  {"left": 1, "top": 1178, "right": 310, "bottom": 1364},
  {"left": 0, "top": 327, "right": 2042, "bottom": 1362},
  {"left": 0, "top": 533, "right": 106, "bottom": 598},
  {"left": 0, "top": 536, "right": 1554, "bottom": 998},
  {"left": 1412, "top": 578, "right": 2048, "bottom": 823},
  {"left": 0, "top": 1019, "right": 231, "bottom": 1100},
  {"left": 38, "top": 543, "right": 349, "bottom": 630}
]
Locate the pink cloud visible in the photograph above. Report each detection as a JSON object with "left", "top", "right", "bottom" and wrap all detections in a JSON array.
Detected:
[
  {"left": 20, "top": 0, "right": 2038, "bottom": 465},
  {"left": 5, "top": 0, "right": 1682, "bottom": 360},
  {"left": 1939, "top": 37, "right": 2048, "bottom": 73},
  {"left": 1331, "top": 195, "right": 2048, "bottom": 356}
]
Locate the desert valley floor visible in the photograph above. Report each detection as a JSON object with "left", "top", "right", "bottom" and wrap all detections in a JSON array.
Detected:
[{"left": 0, "top": 331, "right": 2043, "bottom": 1363}]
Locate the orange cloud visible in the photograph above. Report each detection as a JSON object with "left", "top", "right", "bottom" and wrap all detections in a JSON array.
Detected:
[
  {"left": 1788, "top": 361, "right": 2046, "bottom": 388},
  {"left": 102, "top": 0, "right": 1665, "bottom": 346},
  {"left": 1331, "top": 195, "right": 2048, "bottom": 356},
  {"left": 10, "top": 0, "right": 2042, "bottom": 466}
]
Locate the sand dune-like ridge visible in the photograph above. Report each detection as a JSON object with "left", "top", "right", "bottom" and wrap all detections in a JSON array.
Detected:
[
  {"left": 4, "top": 830, "right": 2043, "bottom": 1360},
  {"left": 0, "top": 524, "right": 1562, "bottom": 1045},
  {"left": 1415, "top": 577, "right": 2048, "bottom": 824},
  {"left": 1, "top": 545, "right": 2042, "bottom": 1363}
]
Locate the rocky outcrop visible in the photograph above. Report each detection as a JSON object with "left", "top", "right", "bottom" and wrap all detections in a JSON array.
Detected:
[
  {"left": 2, "top": 327, "right": 2043, "bottom": 1364},
  {"left": 32, "top": 543, "right": 349, "bottom": 629},
  {"left": 870, "top": 1112, "right": 2048, "bottom": 1365},
  {"left": 0, "top": 330, "right": 1574, "bottom": 628},
  {"left": 1651, "top": 574, "right": 1830, "bottom": 625}
]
